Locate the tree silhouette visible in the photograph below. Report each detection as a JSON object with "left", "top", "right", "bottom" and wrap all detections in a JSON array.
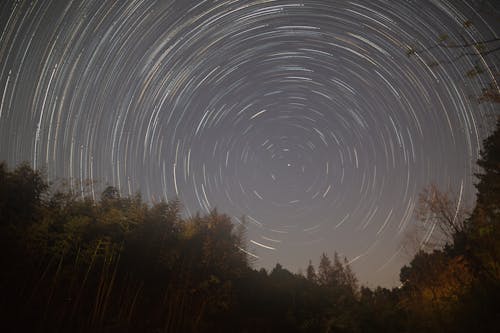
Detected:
[{"left": 406, "top": 19, "right": 500, "bottom": 103}]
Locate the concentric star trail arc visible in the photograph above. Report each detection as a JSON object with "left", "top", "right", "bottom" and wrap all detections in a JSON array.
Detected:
[{"left": 0, "top": 0, "right": 498, "bottom": 287}]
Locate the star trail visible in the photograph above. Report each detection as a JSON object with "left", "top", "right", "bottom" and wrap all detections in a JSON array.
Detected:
[{"left": 0, "top": 0, "right": 498, "bottom": 287}]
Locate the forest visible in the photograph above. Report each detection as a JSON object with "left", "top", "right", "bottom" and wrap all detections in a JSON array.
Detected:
[{"left": 1, "top": 119, "right": 499, "bottom": 332}]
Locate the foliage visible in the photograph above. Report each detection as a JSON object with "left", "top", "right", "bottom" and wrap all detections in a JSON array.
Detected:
[
  {"left": 398, "top": 118, "right": 500, "bottom": 332},
  {"left": 0, "top": 162, "right": 362, "bottom": 333},
  {"left": 0, "top": 116, "right": 498, "bottom": 331},
  {"left": 405, "top": 19, "right": 500, "bottom": 103}
]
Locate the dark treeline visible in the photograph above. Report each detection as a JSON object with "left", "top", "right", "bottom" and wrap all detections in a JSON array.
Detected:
[
  {"left": 0, "top": 163, "right": 361, "bottom": 333},
  {"left": 1, "top": 120, "right": 499, "bottom": 332}
]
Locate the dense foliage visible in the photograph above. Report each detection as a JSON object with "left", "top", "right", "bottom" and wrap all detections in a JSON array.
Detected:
[
  {"left": 0, "top": 162, "right": 360, "bottom": 332},
  {"left": 0, "top": 119, "right": 498, "bottom": 332},
  {"left": 396, "top": 118, "right": 500, "bottom": 332}
]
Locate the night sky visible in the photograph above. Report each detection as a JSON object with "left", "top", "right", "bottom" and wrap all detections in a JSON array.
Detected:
[{"left": 0, "top": 0, "right": 498, "bottom": 287}]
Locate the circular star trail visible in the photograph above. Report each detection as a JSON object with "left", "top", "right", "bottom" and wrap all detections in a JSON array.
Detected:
[{"left": 0, "top": 0, "right": 498, "bottom": 286}]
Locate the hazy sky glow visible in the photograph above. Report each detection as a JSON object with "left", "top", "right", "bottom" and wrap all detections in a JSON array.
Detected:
[{"left": 0, "top": 0, "right": 498, "bottom": 287}]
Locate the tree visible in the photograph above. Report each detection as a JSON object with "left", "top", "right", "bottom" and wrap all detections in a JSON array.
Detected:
[
  {"left": 414, "top": 184, "right": 469, "bottom": 251},
  {"left": 316, "top": 252, "right": 358, "bottom": 295},
  {"left": 404, "top": 118, "right": 500, "bottom": 332},
  {"left": 473, "top": 117, "right": 500, "bottom": 223},
  {"left": 342, "top": 257, "right": 358, "bottom": 296},
  {"left": 0, "top": 162, "right": 47, "bottom": 226},
  {"left": 399, "top": 250, "right": 474, "bottom": 332},
  {"left": 359, "top": 286, "right": 405, "bottom": 333},
  {"left": 306, "top": 260, "right": 317, "bottom": 283},
  {"left": 406, "top": 19, "right": 500, "bottom": 103},
  {"left": 317, "top": 253, "right": 332, "bottom": 286},
  {"left": 101, "top": 185, "right": 120, "bottom": 202},
  {"left": 468, "top": 117, "right": 500, "bottom": 282}
]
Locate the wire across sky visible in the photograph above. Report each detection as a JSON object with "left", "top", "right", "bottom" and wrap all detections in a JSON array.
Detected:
[{"left": 0, "top": 0, "right": 498, "bottom": 286}]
